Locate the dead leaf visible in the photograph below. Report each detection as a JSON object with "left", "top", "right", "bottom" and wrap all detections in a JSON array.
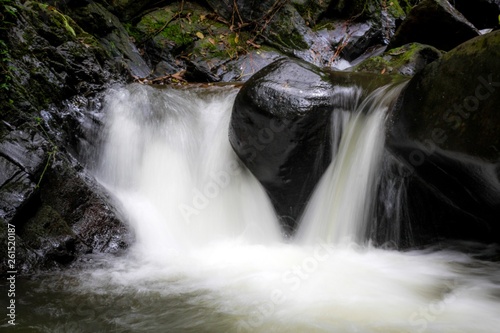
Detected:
[
  {"left": 196, "top": 31, "right": 204, "bottom": 39},
  {"left": 234, "top": 34, "right": 239, "bottom": 44},
  {"left": 381, "top": 68, "right": 386, "bottom": 75},
  {"left": 200, "top": 14, "right": 206, "bottom": 22},
  {"left": 208, "top": 37, "right": 216, "bottom": 45}
]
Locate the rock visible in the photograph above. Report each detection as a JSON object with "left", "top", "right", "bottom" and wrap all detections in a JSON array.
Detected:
[
  {"left": 292, "top": 0, "right": 332, "bottom": 26},
  {"left": 0, "top": 1, "right": 132, "bottom": 276},
  {"left": 388, "top": 0, "right": 480, "bottom": 51},
  {"left": 387, "top": 31, "right": 500, "bottom": 244},
  {"left": 1, "top": 1, "right": 127, "bottom": 126},
  {"left": 0, "top": 130, "right": 47, "bottom": 222},
  {"left": 68, "top": 2, "right": 151, "bottom": 78},
  {"left": 353, "top": 43, "right": 443, "bottom": 76},
  {"left": 230, "top": 57, "right": 394, "bottom": 231},
  {"left": 132, "top": 2, "right": 257, "bottom": 81},
  {"left": 185, "top": 60, "right": 221, "bottom": 82},
  {"left": 262, "top": 4, "right": 354, "bottom": 69},
  {"left": 263, "top": 2, "right": 406, "bottom": 69},
  {"left": 205, "top": 0, "right": 279, "bottom": 23},
  {"left": 217, "top": 47, "right": 284, "bottom": 82},
  {"left": 0, "top": 154, "right": 131, "bottom": 275},
  {"left": 452, "top": 0, "right": 500, "bottom": 30},
  {"left": 103, "top": 0, "right": 154, "bottom": 20}
]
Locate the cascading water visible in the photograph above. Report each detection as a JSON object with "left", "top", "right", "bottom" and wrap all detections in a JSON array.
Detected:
[
  {"left": 10, "top": 83, "right": 500, "bottom": 333},
  {"left": 296, "top": 84, "right": 405, "bottom": 245},
  {"left": 96, "top": 85, "right": 282, "bottom": 255}
]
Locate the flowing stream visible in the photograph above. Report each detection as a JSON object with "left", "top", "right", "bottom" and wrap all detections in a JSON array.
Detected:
[{"left": 6, "top": 84, "right": 500, "bottom": 332}]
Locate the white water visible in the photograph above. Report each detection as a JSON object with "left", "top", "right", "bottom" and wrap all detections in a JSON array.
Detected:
[
  {"left": 64, "top": 83, "right": 500, "bottom": 333},
  {"left": 296, "top": 84, "right": 405, "bottom": 245}
]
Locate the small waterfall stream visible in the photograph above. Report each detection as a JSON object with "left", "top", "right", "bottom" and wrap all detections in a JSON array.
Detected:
[
  {"left": 8, "top": 83, "right": 500, "bottom": 333},
  {"left": 296, "top": 84, "right": 405, "bottom": 245}
]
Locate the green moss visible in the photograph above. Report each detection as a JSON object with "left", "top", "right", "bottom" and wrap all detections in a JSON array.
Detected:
[
  {"left": 354, "top": 43, "right": 441, "bottom": 76},
  {"left": 123, "top": 22, "right": 142, "bottom": 42},
  {"left": 158, "top": 22, "right": 193, "bottom": 48},
  {"left": 38, "top": 3, "right": 76, "bottom": 37},
  {"left": 385, "top": 0, "right": 406, "bottom": 18}
]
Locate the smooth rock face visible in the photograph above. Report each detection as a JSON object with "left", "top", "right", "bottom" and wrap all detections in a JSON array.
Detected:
[
  {"left": 230, "top": 58, "right": 393, "bottom": 232},
  {"left": 388, "top": 0, "right": 480, "bottom": 51},
  {"left": 387, "top": 31, "right": 500, "bottom": 244},
  {"left": 230, "top": 59, "right": 335, "bottom": 231}
]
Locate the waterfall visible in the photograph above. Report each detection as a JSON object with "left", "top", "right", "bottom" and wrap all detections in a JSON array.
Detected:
[
  {"left": 37, "top": 82, "right": 495, "bottom": 333},
  {"left": 296, "top": 83, "right": 406, "bottom": 245},
  {"left": 96, "top": 84, "right": 282, "bottom": 257}
]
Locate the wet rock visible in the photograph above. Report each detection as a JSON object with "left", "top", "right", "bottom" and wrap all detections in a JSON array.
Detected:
[
  {"left": 217, "top": 48, "right": 284, "bottom": 82},
  {"left": 263, "top": 4, "right": 350, "bottom": 69},
  {"left": 1, "top": 1, "right": 127, "bottom": 127},
  {"left": 230, "top": 57, "right": 394, "bottom": 231},
  {"left": 388, "top": 0, "right": 480, "bottom": 51},
  {"left": 68, "top": 2, "right": 151, "bottom": 78},
  {"left": 387, "top": 31, "right": 500, "bottom": 244},
  {"left": 230, "top": 58, "right": 334, "bottom": 231},
  {"left": 0, "top": 155, "right": 131, "bottom": 275},
  {"left": 292, "top": 0, "right": 332, "bottom": 26},
  {"left": 353, "top": 43, "right": 443, "bottom": 76},
  {"left": 0, "top": 1, "right": 132, "bottom": 276},
  {"left": 263, "top": 2, "right": 406, "bottom": 69},
  {"left": 0, "top": 130, "right": 47, "bottom": 222},
  {"left": 185, "top": 60, "right": 221, "bottom": 82}
]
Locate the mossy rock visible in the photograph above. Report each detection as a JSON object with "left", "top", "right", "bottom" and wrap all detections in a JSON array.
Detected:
[
  {"left": 353, "top": 43, "right": 443, "bottom": 76},
  {"left": 387, "top": 31, "right": 500, "bottom": 244},
  {"left": 133, "top": 2, "right": 262, "bottom": 80},
  {"left": 389, "top": 31, "right": 500, "bottom": 160},
  {"left": 264, "top": 4, "right": 310, "bottom": 52}
]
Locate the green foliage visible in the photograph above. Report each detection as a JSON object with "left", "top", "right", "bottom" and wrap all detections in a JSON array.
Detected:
[{"left": 0, "top": 0, "right": 17, "bottom": 94}]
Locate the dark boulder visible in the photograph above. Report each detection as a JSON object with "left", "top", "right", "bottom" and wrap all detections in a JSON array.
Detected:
[
  {"left": 388, "top": 0, "right": 480, "bottom": 51},
  {"left": 452, "top": 0, "right": 500, "bottom": 30},
  {"left": 387, "top": 31, "right": 500, "bottom": 244},
  {"left": 230, "top": 57, "right": 394, "bottom": 232}
]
